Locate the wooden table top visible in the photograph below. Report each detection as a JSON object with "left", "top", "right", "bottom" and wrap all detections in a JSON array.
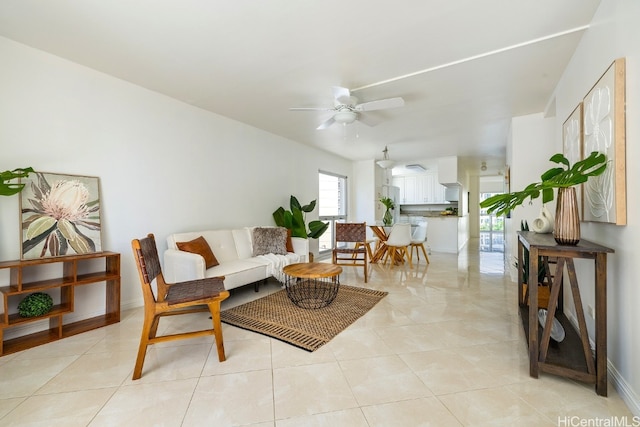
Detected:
[{"left": 283, "top": 262, "right": 342, "bottom": 279}]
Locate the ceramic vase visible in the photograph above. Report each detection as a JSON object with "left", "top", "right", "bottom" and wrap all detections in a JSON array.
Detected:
[{"left": 553, "top": 187, "right": 580, "bottom": 245}]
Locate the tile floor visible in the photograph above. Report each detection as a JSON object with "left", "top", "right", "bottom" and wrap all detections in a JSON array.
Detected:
[{"left": 0, "top": 240, "right": 634, "bottom": 426}]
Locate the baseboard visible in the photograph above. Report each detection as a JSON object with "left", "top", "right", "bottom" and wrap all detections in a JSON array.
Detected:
[{"left": 565, "top": 311, "right": 640, "bottom": 416}]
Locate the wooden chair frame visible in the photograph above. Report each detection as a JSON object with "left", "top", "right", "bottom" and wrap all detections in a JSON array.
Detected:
[
  {"left": 131, "top": 233, "right": 229, "bottom": 380},
  {"left": 332, "top": 222, "right": 368, "bottom": 283}
]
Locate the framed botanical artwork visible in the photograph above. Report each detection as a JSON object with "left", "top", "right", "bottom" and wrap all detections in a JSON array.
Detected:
[
  {"left": 20, "top": 172, "right": 102, "bottom": 259},
  {"left": 582, "top": 58, "right": 626, "bottom": 225},
  {"left": 562, "top": 103, "right": 583, "bottom": 219}
]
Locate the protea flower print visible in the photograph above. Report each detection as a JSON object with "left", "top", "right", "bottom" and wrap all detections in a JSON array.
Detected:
[{"left": 21, "top": 172, "right": 101, "bottom": 258}]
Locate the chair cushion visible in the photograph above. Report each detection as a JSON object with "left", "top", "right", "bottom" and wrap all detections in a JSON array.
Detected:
[
  {"left": 176, "top": 236, "right": 219, "bottom": 269},
  {"left": 252, "top": 227, "right": 288, "bottom": 256},
  {"left": 165, "top": 277, "right": 225, "bottom": 305}
]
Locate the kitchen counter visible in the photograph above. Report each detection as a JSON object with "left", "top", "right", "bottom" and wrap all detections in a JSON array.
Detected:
[{"left": 425, "top": 215, "right": 468, "bottom": 254}]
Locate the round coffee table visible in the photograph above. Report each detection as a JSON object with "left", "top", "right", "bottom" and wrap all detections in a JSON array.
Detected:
[{"left": 282, "top": 263, "right": 342, "bottom": 309}]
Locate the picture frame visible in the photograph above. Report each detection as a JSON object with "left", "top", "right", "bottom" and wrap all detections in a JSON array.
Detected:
[
  {"left": 20, "top": 172, "right": 102, "bottom": 259},
  {"left": 562, "top": 103, "right": 584, "bottom": 220},
  {"left": 582, "top": 58, "right": 626, "bottom": 225}
]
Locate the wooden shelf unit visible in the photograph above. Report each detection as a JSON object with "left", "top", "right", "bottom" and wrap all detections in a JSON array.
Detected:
[
  {"left": 517, "top": 232, "right": 613, "bottom": 396},
  {"left": 0, "top": 251, "right": 120, "bottom": 356}
]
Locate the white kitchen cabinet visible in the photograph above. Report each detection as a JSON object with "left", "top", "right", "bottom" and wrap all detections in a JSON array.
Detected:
[{"left": 393, "top": 173, "right": 444, "bottom": 204}]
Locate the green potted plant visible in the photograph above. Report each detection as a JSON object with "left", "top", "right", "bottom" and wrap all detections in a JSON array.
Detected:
[
  {"left": 480, "top": 152, "right": 607, "bottom": 245},
  {"left": 379, "top": 196, "right": 395, "bottom": 226},
  {"left": 273, "top": 196, "right": 328, "bottom": 239},
  {"left": 1, "top": 167, "right": 34, "bottom": 196}
]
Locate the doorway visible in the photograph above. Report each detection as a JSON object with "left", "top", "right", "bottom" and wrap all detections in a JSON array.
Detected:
[{"left": 479, "top": 192, "right": 504, "bottom": 252}]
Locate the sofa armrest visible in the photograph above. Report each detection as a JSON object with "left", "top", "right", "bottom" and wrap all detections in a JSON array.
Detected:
[
  {"left": 163, "top": 249, "right": 206, "bottom": 283},
  {"left": 291, "top": 237, "right": 309, "bottom": 263}
]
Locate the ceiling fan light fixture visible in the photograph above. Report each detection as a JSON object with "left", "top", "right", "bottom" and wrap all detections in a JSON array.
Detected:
[
  {"left": 376, "top": 146, "right": 395, "bottom": 169},
  {"left": 333, "top": 110, "right": 357, "bottom": 124}
]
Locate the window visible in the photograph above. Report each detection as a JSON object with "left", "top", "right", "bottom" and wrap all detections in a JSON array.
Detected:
[{"left": 318, "top": 171, "right": 347, "bottom": 255}]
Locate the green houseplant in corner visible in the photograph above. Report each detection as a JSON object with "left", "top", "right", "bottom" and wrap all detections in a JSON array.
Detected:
[
  {"left": 1, "top": 167, "right": 34, "bottom": 196},
  {"left": 273, "top": 196, "right": 329, "bottom": 239},
  {"left": 480, "top": 152, "right": 607, "bottom": 245}
]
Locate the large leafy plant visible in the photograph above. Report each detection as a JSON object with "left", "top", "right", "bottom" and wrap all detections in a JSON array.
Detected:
[
  {"left": 1, "top": 167, "right": 34, "bottom": 196},
  {"left": 480, "top": 152, "right": 607, "bottom": 217},
  {"left": 273, "top": 196, "right": 328, "bottom": 239}
]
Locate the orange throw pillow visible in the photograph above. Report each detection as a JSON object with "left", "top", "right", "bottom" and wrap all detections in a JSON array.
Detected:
[
  {"left": 176, "top": 236, "right": 219, "bottom": 269},
  {"left": 286, "top": 228, "right": 294, "bottom": 253}
]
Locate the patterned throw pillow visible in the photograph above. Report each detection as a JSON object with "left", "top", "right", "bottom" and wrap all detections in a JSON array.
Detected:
[
  {"left": 176, "top": 236, "right": 219, "bottom": 269},
  {"left": 253, "top": 227, "right": 288, "bottom": 256}
]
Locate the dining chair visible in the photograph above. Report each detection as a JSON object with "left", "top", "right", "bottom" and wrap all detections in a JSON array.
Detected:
[
  {"left": 383, "top": 223, "right": 413, "bottom": 269},
  {"left": 332, "top": 222, "right": 368, "bottom": 282},
  {"left": 410, "top": 220, "right": 430, "bottom": 263},
  {"left": 131, "top": 233, "right": 230, "bottom": 380}
]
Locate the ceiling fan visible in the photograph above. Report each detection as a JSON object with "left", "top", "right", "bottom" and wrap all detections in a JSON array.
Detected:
[{"left": 289, "top": 86, "right": 404, "bottom": 130}]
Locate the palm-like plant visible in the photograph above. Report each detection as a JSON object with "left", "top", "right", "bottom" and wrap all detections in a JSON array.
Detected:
[
  {"left": 273, "top": 196, "right": 328, "bottom": 239},
  {"left": 1, "top": 167, "right": 34, "bottom": 196},
  {"left": 480, "top": 152, "right": 607, "bottom": 217}
]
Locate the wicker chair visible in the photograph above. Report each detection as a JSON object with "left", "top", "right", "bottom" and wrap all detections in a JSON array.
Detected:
[
  {"left": 332, "top": 222, "right": 368, "bottom": 283},
  {"left": 131, "top": 233, "right": 229, "bottom": 380}
]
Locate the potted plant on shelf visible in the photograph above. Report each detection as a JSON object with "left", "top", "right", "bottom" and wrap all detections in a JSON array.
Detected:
[
  {"left": 480, "top": 151, "right": 607, "bottom": 245},
  {"left": 273, "top": 196, "right": 329, "bottom": 261},
  {"left": 379, "top": 196, "right": 395, "bottom": 226},
  {"left": 1, "top": 167, "right": 34, "bottom": 196}
]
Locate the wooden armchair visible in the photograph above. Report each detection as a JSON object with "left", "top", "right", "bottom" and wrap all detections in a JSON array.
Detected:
[
  {"left": 332, "top": 222, "right": 368, "bottom": 283},
  {"left": 131, "top": 233, "right": 229, "bottom": 380}
]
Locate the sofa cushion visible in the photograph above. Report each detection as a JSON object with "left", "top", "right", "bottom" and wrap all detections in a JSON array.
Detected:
[
  {"left": 252, "top": 227, "right": 288, "bottom": 256},
  {"left": 176, "top": 236, "right": 219, "bottom": 268},
  {"left": 203, "top": 259, "right": 267, "bottom": 290},
  {"left": 233, "top": 228, "right": 254, "bottom": 259}
]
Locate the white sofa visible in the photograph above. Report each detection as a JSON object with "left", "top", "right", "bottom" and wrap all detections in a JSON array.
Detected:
[{"left": 164, "top": 227, "right": 308, "bottom": 291}]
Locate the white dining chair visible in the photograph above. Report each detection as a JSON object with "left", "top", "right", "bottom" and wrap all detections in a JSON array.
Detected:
[
  {"left": 410, "top": 220, "right": 430, "bottom": 263},
  {"left": 383, "top": 223, "right": 413, "bottom": 268}
]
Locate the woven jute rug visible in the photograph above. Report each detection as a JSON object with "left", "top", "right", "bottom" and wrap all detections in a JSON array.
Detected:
[{"left": 220, "top": 285, "right": 388, "bottom": 352}]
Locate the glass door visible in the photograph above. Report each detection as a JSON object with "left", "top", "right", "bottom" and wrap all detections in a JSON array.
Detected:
[
  {"left": 479, "top": 192, "right": 504, "bottom": 252},
  {"left": 318, "top": 171, "right": 347, "bottom": 256}
]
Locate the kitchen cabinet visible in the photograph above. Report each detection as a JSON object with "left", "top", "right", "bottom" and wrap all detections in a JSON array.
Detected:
[{"left": 393, "top": 173, "right": 446, "bottom": 204}]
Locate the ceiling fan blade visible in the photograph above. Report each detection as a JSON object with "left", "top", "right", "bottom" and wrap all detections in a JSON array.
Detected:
[
  {"left": 356, "top": 112, "right": 380, "bottom": 127},
  {"left": 289, "top": 107, "right": 334, "bottom": 111},
  {"left": 332, "top": 86, "right": 352, "bottom": 105},
  {"left": 316, "top": 117, "right": 335, "bottom": 130},
  {"left": 355, "top": 97, "right": 405, "bottom": 111}
]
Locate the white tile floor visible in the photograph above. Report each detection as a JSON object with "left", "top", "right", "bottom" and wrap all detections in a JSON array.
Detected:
[{"left": 0, "top": 240, "right": 634, "bottom": 426}]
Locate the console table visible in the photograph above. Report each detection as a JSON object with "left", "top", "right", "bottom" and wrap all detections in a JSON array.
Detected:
[{"left": 517, "top": 231, "right": 613, "bottom": 396}]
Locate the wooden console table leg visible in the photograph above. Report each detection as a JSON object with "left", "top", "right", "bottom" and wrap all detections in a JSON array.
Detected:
[
  {"left": 595, "top": 252, "right": 608, "bottom": 396},
  {"left": 566, "top": 259, "right": 596, "bottom": 377},
  {"left": 529, "top": 246, "right": 539, "bottom": 378},
  {"left": 539, "top": 258, "right": 566, "bottom": 362}
]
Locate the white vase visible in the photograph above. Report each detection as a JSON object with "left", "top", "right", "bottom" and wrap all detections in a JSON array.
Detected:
[{"left": 531, "top": 205, "right": 555, "bottom": 233}]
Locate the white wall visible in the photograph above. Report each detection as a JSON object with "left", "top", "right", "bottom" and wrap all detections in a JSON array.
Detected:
[
  {"left": 506, "top": 113, "right": 556, "bottom": 279},
  {"left": 0, "top": 37, "right": 352, "bottom": 318},
  {"left": 552, "top": 0, "right": 640, "bottom": 413}
]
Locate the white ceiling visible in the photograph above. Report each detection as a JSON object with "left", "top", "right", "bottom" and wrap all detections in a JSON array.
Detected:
[{"left": 0, "top": 0, "right": 602, "bottom": 176}]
